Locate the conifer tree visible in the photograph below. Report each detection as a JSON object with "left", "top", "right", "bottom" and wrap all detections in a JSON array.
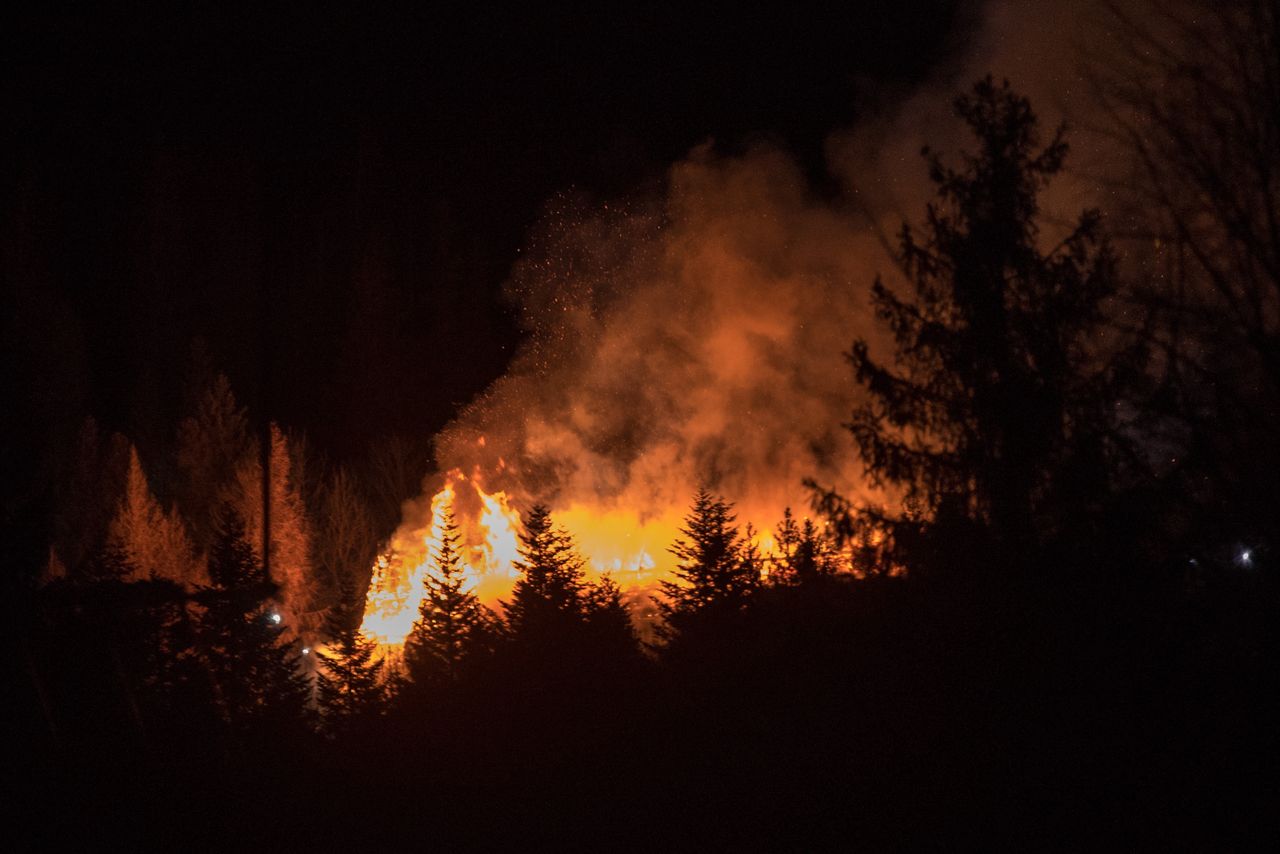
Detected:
[
  {"left": 176, "top": 372, "right": 251, "bottom": 552},
  {"left": 198, "top": 504, "right": 310, "bottom": 741},
  {"left": 773, "top": 508, "right": 838, "bottom": 584},
  {"left": 316, "top": 576, "right": 385, "bottom": 736},
  {"left": 504, "top": 504, "right": 641, "bottom": 682},
  {"left": 582, "top": 573, "right": 642, "bottom": 666},
  {"left": 314, "top": 466, "right": 376, "bottom": 604},
  {"left": 404, "top": 507, "right": 497, "bottom": 689},
  {"left": 815, "top": 78, "right": 1123, "bottom": 574},
  {"left": 51, "top": 417, "right": 120, "bottom": 577},
  {"left": 108, "top": 445, "right": 204, "bottom": 586},
  {"left": 234, "top": 423, "right": 316, "bottom": 642},
  {"left": 658, "top": 488, "right": 756, "bottom": 641},
  {"left": 504, "top": 504, "right": 590, "bottom": 647}
]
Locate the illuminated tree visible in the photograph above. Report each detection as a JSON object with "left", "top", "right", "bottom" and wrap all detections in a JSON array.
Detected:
[
  {"left": 817, "top": 78, "right": 1123, "bottom": 574},
  {"left": 175, "top": 372, "right": 251, "bottom": 553},
  {"left": 657, "top": 488, "right": 756, "bottom": 641},
  {"left": 233, "top": 424, "right": 317, "bottom": 642},
  {"left": 107, "top": 445, "right": 205, "bottom": 586},
  {"left": 404, "top": 508, "right": 497, "bottom": 688},
  {"left": 316, "top": 576, "right": 385, "bottom": 735},
  {"left": 313, "top": 466, "right": 377, "bottom": 606}
]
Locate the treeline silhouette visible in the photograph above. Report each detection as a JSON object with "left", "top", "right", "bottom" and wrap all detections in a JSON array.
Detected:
[{"left": 14, "top": 65, "right": 1280, "bottom": 849}]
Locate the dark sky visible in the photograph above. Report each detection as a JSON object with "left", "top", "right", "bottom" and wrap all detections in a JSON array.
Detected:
[{"left": 2, "top": 4, "right": 972, "bottom": 467}]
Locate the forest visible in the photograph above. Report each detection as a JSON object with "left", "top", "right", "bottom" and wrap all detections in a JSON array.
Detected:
[{"left": 5, "top": 2, "right": 1279, "bottom": 849}]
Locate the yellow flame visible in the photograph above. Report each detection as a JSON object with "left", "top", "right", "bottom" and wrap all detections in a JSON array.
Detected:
[
  {"left": 360, "top": 468, "right": 806, "bottom": 651},
  {"left": 360, "top": 473, "right": 526, "bottom": 648}
]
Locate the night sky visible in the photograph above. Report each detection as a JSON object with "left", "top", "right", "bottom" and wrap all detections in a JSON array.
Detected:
[{"left": 3, "top": 4, "right": 970, "bottom": 464}]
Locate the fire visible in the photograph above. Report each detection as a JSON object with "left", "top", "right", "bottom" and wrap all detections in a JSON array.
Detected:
[
  {"left": 359, "top": 466, "right": 821, "bottom": 651},
  {"left": 360, "top": 474, "right": 522, "bottom": 647}
]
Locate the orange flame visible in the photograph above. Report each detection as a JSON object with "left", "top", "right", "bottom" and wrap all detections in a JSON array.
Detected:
[{"left": 360, "top": 466, "right": 826, "bottom": 651}]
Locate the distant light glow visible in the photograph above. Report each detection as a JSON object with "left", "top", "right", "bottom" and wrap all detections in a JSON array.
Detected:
[
  {"left": 1236, "top": 547, "right": 1253, "bottom": 568},
  {"left": 302, "top": 647, "right": 310, "bottom": 655},
  {"left": 270, "top": 612, "right": 282, "bottom": 624}
]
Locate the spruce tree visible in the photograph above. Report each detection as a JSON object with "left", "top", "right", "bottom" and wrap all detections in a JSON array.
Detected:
[
  {"left": 657, "top": 488, "right": 756, "bottom": 642},
  {"left": 403, "top": 507, "right": 497, "bottom": 690},
  {"left": 316, "top": 575, "right": 385, "bottom": 736},
  {"left": 108, "top": 445, "right": 203, "bottom": 586},
  {"left": 233, "top": 423, "right": 315, "bottom": 642},
  {"left": 198, "top": 504, "right": 310, "bottom": 743},
  {"left": 773, "top": 508, "right": 838, "bottom": 585},
  {"left": 581, "top": 573, "right": 642, "bottom": 667},
  {"left": 175, "top": 371, "right": 251, "bottom": 553},
  {"left": 816, "top": 77, "right": 1122, "bottom": 576},
  {"left": 504, "top": 504, "right": 590, "bottom": 648},
  {"left": 504, "top": 505, "right": 641, "bottom": 687}
]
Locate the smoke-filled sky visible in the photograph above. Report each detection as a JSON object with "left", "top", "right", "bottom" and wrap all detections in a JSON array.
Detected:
[
  {"left": 4, "top": 1, "right": 1133, "bottom": 521},
  {"left": 430, "top": 0, "right": 1132, "bottom": 520}
]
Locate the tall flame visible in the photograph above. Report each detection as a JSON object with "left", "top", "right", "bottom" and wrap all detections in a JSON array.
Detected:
[
  {"left": 360, "top": 473, "right": 523, "bottom": 647},
  {"left": 359, "top": 466, "right": 821, "bottom": 652}
]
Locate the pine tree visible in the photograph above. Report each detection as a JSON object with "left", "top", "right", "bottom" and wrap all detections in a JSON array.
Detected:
[
  {"left": 233, "top": 423, "right": 316, "bottom": 643},
  {"left": 816, "top": 78, "right": 1122, "bottom": 575},
  {"left": 404, "top": 507, "right": 497, "bottom": 689},
  {"left": 108, "top": 445, "right": 205, "bottom": 586},
  {"left": 504, "top": 504, "right": 591, "bottom": 647},
  {"left": 176, "top": 372, "right": 251, "bottom": 553},
  {"left": 314, "top": 466, "right": 376, "bottom": 606},
  {"left": 657, "top": 488, "right": 756, "bottom": 641},
  {"left": 316, "top": 575, "right": 385, "bottom": 736},
  {"left": 503, "top": 505, "right": 641, "bottom": 691},
  {"left": 581, "top": 573, "right": 642, "bottom": 667},
  {"left": 773, "top": 508, "right": 838, "bottom": 584},
  {"left": 198, "top": 504, "right": 310, "bottom": 743}
]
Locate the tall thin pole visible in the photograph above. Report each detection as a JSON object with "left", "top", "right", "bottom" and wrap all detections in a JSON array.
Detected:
[{"left": 258, "top": 181, "right": 272, "bottom": 585}]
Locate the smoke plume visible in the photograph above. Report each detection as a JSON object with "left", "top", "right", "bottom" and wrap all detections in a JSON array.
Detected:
[{"left": 398, "top": 1, "right": 1138, "bottom": 576}]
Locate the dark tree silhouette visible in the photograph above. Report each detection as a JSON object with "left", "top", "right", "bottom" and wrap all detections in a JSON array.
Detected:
[
  {"left": 581, "top": 572, "right": 643, "bottom": 667},
  {"left": 176, "top": 372, "right": 251, "bottom": 554},
  {"left": 815, "top": 77, "right": 1124, "bottom": 576},
  {"left": 503, "top": 504, "right": 640, "bottom": 676},
  {"left": 657, "top": 488, "right": 757, "bottom": 642},
  {"left": 315, "top": 576, "right": 386, "bottom": 736},
  {"left": 1090, "top": 0, "right": 1280, "bottom": 573},
  {"left": 772, "top": 507, "right": 839, "bottom": 584},
  {"left": 403, "top": 507, "right": 497, "bottom": 689},
  {"left": 504, "top": 504, "right": 590, "bottom": 646},
  {"left": 312, "top": 466, "right": 377, "bottom": 608},
  {"left": 197, "top": 504, "right": 310, "bottom": 742}
]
